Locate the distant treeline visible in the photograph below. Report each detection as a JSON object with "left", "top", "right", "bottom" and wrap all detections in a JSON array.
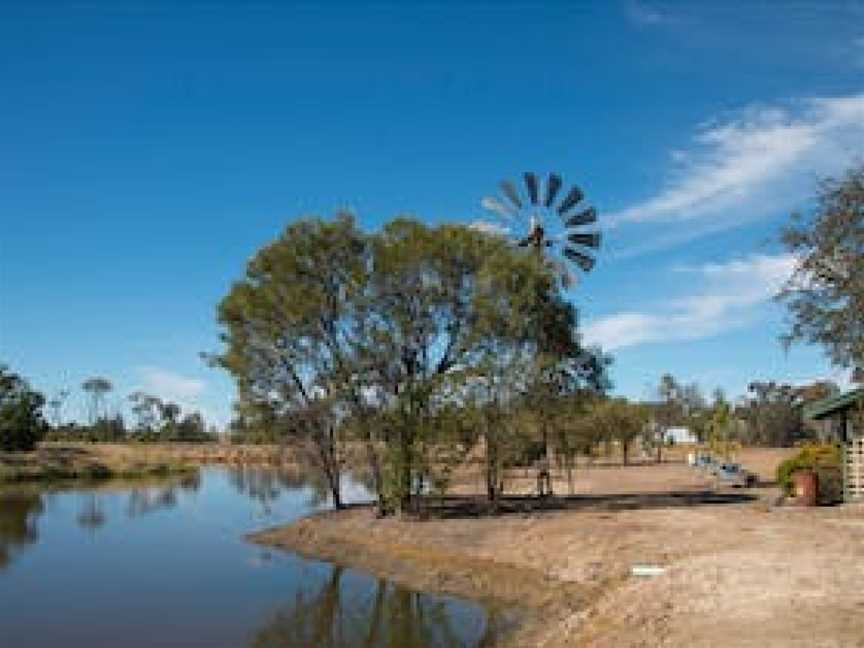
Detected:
[{"left": 0, "top": 365, "right": 215, "bottom": 450}]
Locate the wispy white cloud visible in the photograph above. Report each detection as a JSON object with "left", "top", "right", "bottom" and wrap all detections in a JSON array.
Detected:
[
  {"left": 468, "top": 220, "right": 509, "bottom": 237},
  {"left": 608, "top": 94, "right": 864, "bottom": 231},
  {"left": 139, "top": 366, "right": 205, "bottom": 400},
  {"left": 135, "top": 366, "right": 210, "bottom": 421},
  {"left": 791, "top": 367, "right": 858, "bottom": 393},
  {"left": 584, "top": 253, "right": 796, "bottom": 351}
]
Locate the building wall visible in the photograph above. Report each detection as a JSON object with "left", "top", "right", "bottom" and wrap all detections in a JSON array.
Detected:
[{"left": 664, "top": 426, "right": 697, "bottom": 444}]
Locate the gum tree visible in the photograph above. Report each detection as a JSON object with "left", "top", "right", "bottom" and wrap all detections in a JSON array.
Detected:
[
  {"left": 778, "top": 165, "right": 864, "bottom": 371},
  {"left": 0, "top": 365, "right": 47, "bottom": 452},
  {"left": 214, "top": 214, "right": 368, "bottom": 509},
  {"left": 354, "top": 219, "right": 560, "bottom": 513}
]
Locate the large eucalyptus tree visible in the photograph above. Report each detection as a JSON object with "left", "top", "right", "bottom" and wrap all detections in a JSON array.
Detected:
[
  {"left": 779, "top": 165, "right": 864, "bottom": 371},
  {"left": 214, "top": 214, "right": 368, "bottom": 509},
  {"left": 214, "top": 214, "right": 603, "bottom": 513}
]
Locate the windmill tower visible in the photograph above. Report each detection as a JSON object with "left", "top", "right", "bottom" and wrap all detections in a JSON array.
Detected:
[{"left": 482, "top": 172, "right": 602, "bottom": 497}]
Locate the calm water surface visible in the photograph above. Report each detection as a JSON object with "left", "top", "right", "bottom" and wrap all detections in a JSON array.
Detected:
[{"left": 0, "top": 467, "right": 504, "bottom": 647}]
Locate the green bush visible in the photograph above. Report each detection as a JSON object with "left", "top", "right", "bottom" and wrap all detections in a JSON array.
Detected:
[
  {"left": 0, "top": 365, "right": 47, "bottom": 452},
  {"left": 776, "top": 443, "right": 843, "bottom": 504}
]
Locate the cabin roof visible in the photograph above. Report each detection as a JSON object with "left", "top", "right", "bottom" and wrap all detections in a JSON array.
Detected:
[{"left": 804, "top": 388, "right": 864, "bottom": 420}]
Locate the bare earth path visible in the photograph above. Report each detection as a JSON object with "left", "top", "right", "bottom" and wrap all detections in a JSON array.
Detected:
[{"left": 252, "top": 449, "right": 864, "bottom": 647}]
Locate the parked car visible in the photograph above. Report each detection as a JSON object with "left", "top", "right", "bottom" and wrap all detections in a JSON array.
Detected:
[
  {"left": 692, "top": 454, "right": 717, "bottom": 472},
  {"left": 714, "top": 462, "right": 757, "bottom": 487}
]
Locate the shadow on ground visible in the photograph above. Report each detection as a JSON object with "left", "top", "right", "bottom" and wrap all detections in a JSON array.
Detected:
[{"left": 395, "top": 490, "right": 759, "bottom": 519}]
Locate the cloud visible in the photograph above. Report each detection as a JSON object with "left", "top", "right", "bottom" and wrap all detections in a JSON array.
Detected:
[
  {"left": 135, "top": 367, "right": 210, "bottom": 420},
  {"left": 468, "top": 220, "right": 509, "bottom": 237},
  {"left": 608, "top": 94, "right": 864, "bottom": 230},
  {"left": 584, "top": 253, "right": 796, "bottom": 351}
]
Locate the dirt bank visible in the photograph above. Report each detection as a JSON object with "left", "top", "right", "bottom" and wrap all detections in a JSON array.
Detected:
[{"left": 252, "top": 449, "right": 864, "bottom": 647}]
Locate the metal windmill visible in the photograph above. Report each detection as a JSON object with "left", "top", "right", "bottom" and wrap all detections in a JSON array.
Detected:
[
  {"left": 481, "top": 171, "right": 601, "bottom": 285},
  {"left": 481, "top": 172, "right": 601, "bottom": 498}
]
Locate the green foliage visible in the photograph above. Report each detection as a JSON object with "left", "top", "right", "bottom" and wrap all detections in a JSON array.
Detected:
[
  {"left": 739, "top": 381, "right": 804, "bottom": 446},
  {"left": 81, "top": 376, "right": 112, "bottom": 424},
  {"left": 706, "top": 398, "right": 740, "bottom": 460},
  {"left": 0, "top": 365, "right": 47, "bottom": 452},
  {"left": 778, "top": 164, "right": 864, "bottom": 369},
  {"left": 776, "top": 443, "right": 843, "bottom": 504},
  {"left": 213, "top": 213, "right": 608, "bottom": 513}
]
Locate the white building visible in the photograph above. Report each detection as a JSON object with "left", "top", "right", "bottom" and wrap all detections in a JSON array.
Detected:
[{"left": 663, "top": 426, "right": 697, "bottom": 445}]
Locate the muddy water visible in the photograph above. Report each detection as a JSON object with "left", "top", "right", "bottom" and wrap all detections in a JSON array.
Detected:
[{"left": 0, "top": 467, "right": 504, "bottom": 647}]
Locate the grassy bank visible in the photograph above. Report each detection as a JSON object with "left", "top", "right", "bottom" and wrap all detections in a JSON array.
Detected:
[
  {"left": 251, "top": 449, "right": 863, "bottom": 648},
  {"left": 0, "top": 444, "right": 198, "bottom": 483}
]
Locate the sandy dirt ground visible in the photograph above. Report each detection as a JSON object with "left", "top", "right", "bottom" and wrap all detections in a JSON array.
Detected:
[{"left": 253, "top": 448, "right": 864, "bottom": 648}]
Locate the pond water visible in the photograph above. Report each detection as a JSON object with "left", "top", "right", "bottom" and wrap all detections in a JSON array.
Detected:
[{"left": 0, "top": 467, "right": 505, "bottom": 647}]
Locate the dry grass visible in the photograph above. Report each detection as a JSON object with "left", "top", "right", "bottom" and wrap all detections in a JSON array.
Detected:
[{"left": 0, "top": 443, "right": 197, "bottom": 482}]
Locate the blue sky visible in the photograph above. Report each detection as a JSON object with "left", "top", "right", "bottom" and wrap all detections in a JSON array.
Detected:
[{"left": 2, "top": 1, "right": 863, "bottom": 426}]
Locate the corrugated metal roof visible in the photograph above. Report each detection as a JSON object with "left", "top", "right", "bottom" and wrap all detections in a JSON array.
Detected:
[{"left": 804, "top": 388, "right": 864, "bottom": 420}]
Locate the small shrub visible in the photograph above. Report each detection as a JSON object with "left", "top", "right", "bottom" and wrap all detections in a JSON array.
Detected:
[{"left": 776, "top": 443, "right": 843, "bottom": 504}]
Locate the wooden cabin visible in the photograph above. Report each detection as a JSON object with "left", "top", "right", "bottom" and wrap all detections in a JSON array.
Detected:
[{"left": 805, "top": 388, "right": 864, "bottom": 502}]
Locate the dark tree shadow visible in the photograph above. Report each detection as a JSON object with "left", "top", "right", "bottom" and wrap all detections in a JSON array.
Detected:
[
  {"left": 0, "top": 492, "right": 44, "bottom": 569},
  {"left": 400, "top": 490, "right": 758, "bottom": 520}
]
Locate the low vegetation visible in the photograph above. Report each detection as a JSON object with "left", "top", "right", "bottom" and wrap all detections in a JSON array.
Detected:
[
  {"left": 776, "top": 443, "right": 843, "bottom": 504},
  {"left": 0, "top": 444, "right": 197, "bottom": 484}
]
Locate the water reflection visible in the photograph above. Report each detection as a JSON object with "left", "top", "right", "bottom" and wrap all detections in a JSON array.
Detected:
[
  {"left": 0, "top": 491, "right": 43, "bottom": 569},
  {"left": 251, "top": 564, "right": 504, "bottom": 648},
  {"left": 0, "top": 468, "right": 504, "bottom": 647},
  {"left": 77, "top": 494, "right": 106, "bottom": 532},
  {"left": 126, "top": 471, "right": 200, "bottom": 518},
  {"left": 228, "top": 465, "right": 329, "bottom": 513}
]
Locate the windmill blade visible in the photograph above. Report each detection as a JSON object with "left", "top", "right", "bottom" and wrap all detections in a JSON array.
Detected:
[
  {"left": 565, "top": 207, "right": 597, "bottom": 228},
  {"left": 563, "top": 247, "right": 596, "bottom": 272},
  {"left": 557, "top": 184, "right": 584, "bottom": 215},
  {"left": 549, "top": 257, "right": 578, "bottom": 287},
  {"left": 481, "top": 196, "right": 515, "bottom": 218},
  {"left": 500, "top": 180, "right": 523, "bottom": 209},
  {"left": 567, "top": 232, "right": 602, "bottom": 249},
  {"left": 524, "top": 172, "right": 540, "bottom": 205},
  {"left": 545, "top": 173, "right": 563, "bottom": 207}
]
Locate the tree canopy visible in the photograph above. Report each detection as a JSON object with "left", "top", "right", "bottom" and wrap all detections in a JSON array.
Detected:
[
  {"left": 214, "top": 214, "right": 609, "bottom": 513},
  {"left": 0, "top": 365, "right": 47, "bottom": 452},
  {"left": 778, "top": 164, "right": 864, "bottom": 370}
]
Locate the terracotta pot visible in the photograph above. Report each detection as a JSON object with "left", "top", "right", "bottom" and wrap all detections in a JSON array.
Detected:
[{"left": 792, "top": 470, "right": 819, "bottom": 507}]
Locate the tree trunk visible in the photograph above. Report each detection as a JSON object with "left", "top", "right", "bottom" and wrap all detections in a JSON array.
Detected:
[
  {"left": 623, "top": 440, "right": 630, "bottom": 466},
  {"left": 364, "top": 437, "right": 387, "bottom": 516},
  {"left": 400, "top": 428, "right": 413, "bottom": 515},
  {"left": 485, "top": 427, "right": 499, "bottom": 504},
  {"left": 324, "top": 426, "right": 343, "bottom": 510},
  {"left": 330, "top": 474, "right": 343, "bottom": 510}
]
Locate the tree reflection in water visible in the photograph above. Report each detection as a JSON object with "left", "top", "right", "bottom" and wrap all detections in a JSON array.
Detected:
[
  {"left": 228, "top": 465, "right": 326, "bottom": 514},
  {"left": 126, "top": 472, "right": 201, "bottom": 518},
  {"left": 77, "top": 493, "right": 106, "bottom": 533},
  {"left": 0, "top": 492, "right": 44, "bottom": 569},
  {"left": 251, "top": 564, "right": 505, "bottom": 648}
]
